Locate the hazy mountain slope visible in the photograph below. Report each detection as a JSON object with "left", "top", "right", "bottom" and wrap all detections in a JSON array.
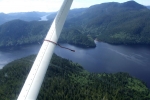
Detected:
[
  {"left": 0, "top": 12, "right": 50, "bottom": 25},
  {"left": 147, "top": 6, "right": 150, "bottom": 9},
  {"left": 47, "top": 8, "right": 86, "bottom": 21},
  {"left": 0, "top": 13, "right": 11, "bottom": 25},
  {"left": 0, "top": 54, "right": 149, "bottom": 100}
]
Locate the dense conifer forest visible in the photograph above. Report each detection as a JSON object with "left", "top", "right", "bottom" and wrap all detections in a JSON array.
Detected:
[{"left": 0, "top": 54, "right": 149, "bottom": 100}]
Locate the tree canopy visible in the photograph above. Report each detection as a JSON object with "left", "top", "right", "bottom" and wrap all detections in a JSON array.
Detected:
[{"left": 0, "top": 54, "right": 149, "bottom": 100}]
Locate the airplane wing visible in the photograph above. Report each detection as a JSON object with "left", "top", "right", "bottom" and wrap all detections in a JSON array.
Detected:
[{"left": 17, "top": 0, "right": 73, "bottom": 100}]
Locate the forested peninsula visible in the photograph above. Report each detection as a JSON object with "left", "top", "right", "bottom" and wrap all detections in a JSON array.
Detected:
[
  {"left": 0, "top": 54, "right": 150, "bottom": 100},
  {"left": 0, "top": 1, "right": 150, "bottom": 48}
]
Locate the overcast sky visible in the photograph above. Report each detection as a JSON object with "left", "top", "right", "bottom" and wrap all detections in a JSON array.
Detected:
[{"left": 0, "top": 0, "right": 150, "bottom": 13}]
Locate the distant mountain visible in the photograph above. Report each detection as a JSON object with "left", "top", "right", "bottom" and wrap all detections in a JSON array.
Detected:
[
  {"left": 0, "top": 54, "right": 150, "bottom": 100},
  {"left": 0, "top": 1, "right": 150, "bottom": 48},
  {"left": 47, "top": 8, "right": 86, "bottom": 20},
  {"left": 0, "top": 12, "right": 50, "bottom": 25},
  {"left": 147, "top": 6, "right": 150, "bottom": 9},
  {"left": 0, "top": 13, "right": 11, "bottom": 25}
]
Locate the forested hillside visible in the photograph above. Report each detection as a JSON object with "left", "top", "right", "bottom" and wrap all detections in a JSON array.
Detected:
[
  {"left": 0, "top": 54, "right": 150, "bottom": 100},
  {"left": 0, "top": 1, "right": 150, "bottom": 48},
  {"left": 0, "top": 19, "right": 51, "bottom": 47},
  {"left": 63, "top": 1, "right": 150, "bottom": 45},
  {"left": 0, "top": 19, "right": 95, "bottom": 48}
]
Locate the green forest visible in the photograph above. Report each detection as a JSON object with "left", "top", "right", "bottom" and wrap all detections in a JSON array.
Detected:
[
  {"left": 0, "top": 1, "right": 150, "bottom": 48},
  {"left": 0, "top": 1, "right": 150, "bottom": 100},
  {"left": 0, "top": 54, "right": 150, "bottom": 100},
  {"left": 0, "top": 19, "right": 96, "bottom": 48}
]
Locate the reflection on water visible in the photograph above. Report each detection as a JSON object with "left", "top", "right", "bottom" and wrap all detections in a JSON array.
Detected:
[
  {"left": 39, "top": 15, "right": 49, "bottom": 21},
  {"left": 0, "top": 42, "right": 150, "bottom": 88}
]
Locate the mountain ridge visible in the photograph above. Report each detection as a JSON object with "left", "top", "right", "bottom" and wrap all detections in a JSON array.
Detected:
[
  {"left": 120, "top": 1, "right": 146, "bottom": 9},
  {"left": 0, "top": 12, "right": 50, "bottom": 25},
  {"left": 0, "top": 1, "right": 150, "bottom": 47},
  {"left": 62, "top": 1, "right": 150, "bottom": 45}
]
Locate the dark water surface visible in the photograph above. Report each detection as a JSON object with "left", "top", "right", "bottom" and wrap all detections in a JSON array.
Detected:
[{"left": 0, "top": 42, "right": 150, "bottom": 87}]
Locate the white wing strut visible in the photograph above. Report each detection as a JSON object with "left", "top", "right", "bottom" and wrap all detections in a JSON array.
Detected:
[{"left": 17, "top": 0, "right": 73, "bottom": 100}]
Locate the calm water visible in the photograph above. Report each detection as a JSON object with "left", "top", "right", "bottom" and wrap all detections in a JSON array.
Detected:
[
  {"left": 0, "top": 42, "right": 150, "bottom": 87},
  {"left": 39, "top": 15, "right": 49, "bottom": 21}
]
